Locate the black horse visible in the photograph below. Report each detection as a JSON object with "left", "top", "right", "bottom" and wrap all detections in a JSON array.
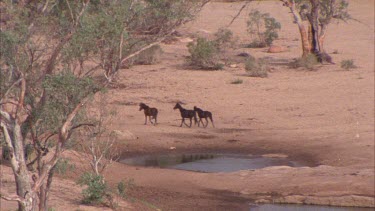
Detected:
[
  {"left": 173, "top": 103, "right": 197, "bottom": 127},
  {"left": 194, "top": 106, "right": 215, "bottom": 128},
  {"left": 139, "top": 103, "right": 158, "bottom": 125}
]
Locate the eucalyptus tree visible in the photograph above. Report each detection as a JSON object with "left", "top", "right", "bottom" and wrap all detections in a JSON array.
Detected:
[
  {"left": 280, "top": 0, "right": 350, "bottom": 60},
  {"left": 0, "top": 0, "right": 207, "bottom": 210}
]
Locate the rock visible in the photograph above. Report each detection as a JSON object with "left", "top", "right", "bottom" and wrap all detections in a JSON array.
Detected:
[
  {"left": 112, "top": 130, "right": 138, "bottom": 140},
  {"left": 179, "top": 37, "right": 194, "bottom": 43},
  {"left": 267, "top": 45, "right": 288, "bottom": 53},
  {"left": 229, "top": 64, "right": 238, "bottom": 68},
  {"left": 237, "top": 52, "right": 250, "bottom": 57}
]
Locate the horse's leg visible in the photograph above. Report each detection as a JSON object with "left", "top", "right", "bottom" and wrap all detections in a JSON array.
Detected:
[
  {"left": 180, "top": 118, "right": 184, "bottom": 127},
  {"left": 204, "top": 117, "right": 209, "bottom": 128},
  {"left": 144, "top": 115, "right": 147, "bottom": 125},
  {"left": 154, "top": 115, "right": 157, "bottom": 125},
  {"left": 189, "top": 117, "right": 192, "bottom": 128},
  {"left": 149, "top": 116, "right": 154, "bottom": 124},
  {"left": 209, "top": 115, "right": 215, "bottom": 128},
  {"left": 183, "top": 118, "right": 190, "bottom": 127}
]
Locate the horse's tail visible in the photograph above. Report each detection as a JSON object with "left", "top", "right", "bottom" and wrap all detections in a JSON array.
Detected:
[{"left": 209, "top": 113, "right": 215, "bottom": 128}]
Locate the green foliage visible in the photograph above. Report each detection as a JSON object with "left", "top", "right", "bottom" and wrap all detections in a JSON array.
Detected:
[
  {"left": 55, "top": 159, "right": 76, "bottom": 175},
  {"left": 214, "top": 28, "right": 234, "bottom": 50},
  {"left": 290, "top": 54, "right": 319, "bottom": 70},
  {"left": 117, "top": 179, "right": 135, "bottom": 199},
  {"left": 77, "top": 172, "right": 108, "bottom": 204},
  {"left": 187, "top": 38, "right": 223, "bottom": 70},
  {"left": 341, "top": 59, "right": 357, "bottom": 70},
  {"left": 245, "top": 56, "right": 269, "bottom": 78},
  {"left": 40, "top": 72, "right": 98, "bottom": 132},
  {"left": 295, "top": 0, "right": 351, "bottom": 23},
  {"left": 231, "top": 78, "right": 243, "bottom": 84},
  {"left": 247, "top": 9, "right": 281, "bottom": 46}
]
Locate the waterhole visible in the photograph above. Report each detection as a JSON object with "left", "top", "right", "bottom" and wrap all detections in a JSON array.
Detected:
[
  {"left": 121, "top": 153, "right": 304, "bottom": 173},
  {"left": 249, "top": 204, "right": 374, "bottom": 211}
]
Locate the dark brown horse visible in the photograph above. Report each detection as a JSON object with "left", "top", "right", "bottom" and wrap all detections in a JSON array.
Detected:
[
  {"left": 194, "top": 106, "right": 215, "bottom": 128},
  {"left": 139, "top": 103, "right": 158, "bottom": 125},
  {"left": 173, "top": 103, "right": 197, "bottom": 127}
]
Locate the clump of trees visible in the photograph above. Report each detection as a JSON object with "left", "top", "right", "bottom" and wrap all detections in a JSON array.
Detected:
[{"left": 0, "top": 1, "right": 208, "bottom": 210}]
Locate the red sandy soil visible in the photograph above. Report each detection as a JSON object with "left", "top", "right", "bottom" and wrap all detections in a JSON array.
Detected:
[{"left": 1, "top": 0, "right": 374, "bottom": 210}]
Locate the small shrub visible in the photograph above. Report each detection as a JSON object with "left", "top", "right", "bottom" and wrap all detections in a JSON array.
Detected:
[
  {"left": 55, "top": 158, "right": 76, "bottom": 175},
  {"left": 332, "top": 49, "right": 339, "bottom": 54},
  {"left": 341, "top": 59, "right": 357, "bottom": 70},
  {"left": 77, "top": 172, "right": 108, "bottom": 205},
  {"left": 247, "top": 9, "right": 281, "bottom": 46},
  {"left": 231, "top": 78, "right": 243, "bottom": 84},
  {"left": 187, "top": 37, "right": 223, "bottom": 70},
  {"left": 117, "top": 179, "right": 135, "bottom": 199},
  {"left": 290, "top": 54, "right": 318, "bottom": 70},
  {"left": 132, "top": 45, "right": 163, "bottom": 65},
  {"left": 214, "top": 28, "right": 234, "bottom": 50},
  {"left": 245, "top": 57, "right": 269, "bottom": 78},
  {"left": 245, "top": 40, "right": 267, "bottom": 48}
]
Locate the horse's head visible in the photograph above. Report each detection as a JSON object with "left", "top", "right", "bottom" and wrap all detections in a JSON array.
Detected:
[
  {"left": 173, "top": 103, "right": 180, "bottom": 110},
  {"left": 139, "top": 103, "right": 146, "bottom": 111},
  {"left": 193, "top": 106, "right": 198, "bottom": 111}
]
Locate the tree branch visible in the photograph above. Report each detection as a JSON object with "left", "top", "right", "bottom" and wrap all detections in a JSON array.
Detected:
[
  {"left": 32, "top": 97, "right": 90, "bottom": 192},
  {"left": 0, "top": 192, "right": 24, "bottom": 203},
  {"left": 227, "top": 1, "right": 253, "bottom": 27}
]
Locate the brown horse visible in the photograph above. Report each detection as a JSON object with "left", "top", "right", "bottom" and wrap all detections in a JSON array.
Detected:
[
  {"left": 194, "top": 106, "right": 215, "bottom": 128},
  {"left": 173, "top": 103, "right": 197, "bottom": 127},
  {"left": 139, "top": 103, "right": 158, "bottom": 125}
]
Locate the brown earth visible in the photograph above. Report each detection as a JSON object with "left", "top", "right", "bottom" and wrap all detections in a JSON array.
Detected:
[{"left": 1, "top": 0, "right": 374, "bottom": 210}]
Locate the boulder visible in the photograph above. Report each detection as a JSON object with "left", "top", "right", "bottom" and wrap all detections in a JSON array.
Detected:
[{"left": 267, "top": 45, "right": 288, "bottom": 53}]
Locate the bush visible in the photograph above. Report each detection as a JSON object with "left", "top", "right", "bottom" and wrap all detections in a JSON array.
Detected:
[
  {"left": 290, "top": 54, "right": 318, "bottom": 70},
  {"left": 245, "top": 56, "right": 269, "bottom": 78},
  {"left": 117, "top": 179, "right": 135, "bottom": 199},
  {"left": 132, "top": 45, "right": 163, "bottom": 65},
  {"left": 247, "top": 9, "right": 281, "bottom": 47},
  {"left": 245, "top": 40, "right": 267, "bottom": 48},
  {"left": 187, "top": 37, "right": 223, "bottom": 70},
  {"left": 214, "top": 28, "right": 234, "bottom": 50},
  {"left": 55, "top": 158, "right": 76, "bottom": 175},
  {"left": 231, "top": 78, "right": 243, "bottom": 84},
  {"left": 77, "top": 172, "right": 108, "bottom": 205},
  {"left": 341, "top": 59, "right": 357, "bottom": 70}
]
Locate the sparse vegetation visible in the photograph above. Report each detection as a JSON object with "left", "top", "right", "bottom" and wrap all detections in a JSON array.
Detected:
[
  {"left": 246, "top": 41, "right": 267, "bottom": 48},
  {"left": 55, "top": 159, "right": 76, "bottom": 175},
  {"left": 341, "top": 59, "right": 357, "bottom": 70},
  {"left": 132, "top": 45, "right": 163, "bottom": 65},
  {"left": 187, "top": 37, "right": 223, "bottom": 70},
  {"left": 290, "top": 54, "right": 319, "bottom": 70},
  {"left": 231, "top": 78, "right": 243, "bottom": 84},
  {"left": 245, "top": 56, "right": 269, "bottom": 78},
  {"left": 117, "top": 179, "right": 136, "bottom": 199},
  {"left": 247, "top": 9, "right": 281, "bottom": 47},
  {"left": 77, "top": 172, "right": 108, "bottom": 205},
  {"left": 214, "top": 28, "right": 234, "bottom": 51}
]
